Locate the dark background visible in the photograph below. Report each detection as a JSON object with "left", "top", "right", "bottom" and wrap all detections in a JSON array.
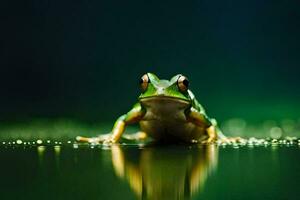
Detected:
[{"left": 1, "top": 0, "right": 300, "bottom": 123}]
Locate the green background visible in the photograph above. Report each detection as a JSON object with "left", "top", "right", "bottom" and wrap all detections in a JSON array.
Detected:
[{"left": 1, "top": 0, "right": 300, "bottom": 123}]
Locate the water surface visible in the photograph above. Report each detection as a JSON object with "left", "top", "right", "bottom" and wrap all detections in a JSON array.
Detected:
[{"left": 1, "top": 143, "right": 299, "bottom": 200}]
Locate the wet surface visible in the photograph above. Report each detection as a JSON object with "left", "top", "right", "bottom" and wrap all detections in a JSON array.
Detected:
[
  {"left": 0, "top": 119, "right": 300, "bottom": 199},
  {"left": 1, "top": 142, "right": 300, "bottom": 200}
]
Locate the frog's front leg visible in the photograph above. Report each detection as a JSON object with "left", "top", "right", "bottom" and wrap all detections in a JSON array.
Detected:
[
  {"left": 185, "top": 107, "right": 218, "bottom": 143},
  {"left": 76, "top": 103, "right": 145, "bottom": 144},
  {"left": 104, "top": 103, "right": 145, "bottom": 145}
]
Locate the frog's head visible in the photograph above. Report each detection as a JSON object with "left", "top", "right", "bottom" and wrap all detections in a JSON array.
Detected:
[{"left": 138, "top": 73, "right": 192, "bottom": 104}]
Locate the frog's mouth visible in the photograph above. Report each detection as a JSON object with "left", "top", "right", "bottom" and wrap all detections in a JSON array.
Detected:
[
  {"left": 139, "top": 96, "right": 191, "bottom": 118},
  {"left": 139, "top": 96, "right": 191, "bottom": 107}
]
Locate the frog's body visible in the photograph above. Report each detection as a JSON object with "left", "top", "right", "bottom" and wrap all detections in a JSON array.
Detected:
[
  {"left": 77, "top": 73, "right": 225, "bottom": 144},
  {"left": 140, "top": 96, "right": 208, "bottom": 143}
]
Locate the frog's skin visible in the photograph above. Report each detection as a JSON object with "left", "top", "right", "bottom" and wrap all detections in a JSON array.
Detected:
[{"left": 77, "top": 73, "right": 226, "bottom": 144}]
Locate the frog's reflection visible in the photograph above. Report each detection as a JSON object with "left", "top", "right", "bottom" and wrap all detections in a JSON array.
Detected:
[{"left": 111, "top": 144, "right": 218, "bottom": 200}]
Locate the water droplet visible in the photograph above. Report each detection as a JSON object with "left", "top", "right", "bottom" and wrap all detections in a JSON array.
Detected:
[
  {"left": 271, "top": 139, "right": 278, "bottom": 144},
  {"left": 221, "top": 142, "right": 227, "bottom": 146},
  {"left": 37, "top": 139, "right": 43, "bottom": 145},
  {"left": 16, "top": 140, "right": 22, "bottom": 144}
]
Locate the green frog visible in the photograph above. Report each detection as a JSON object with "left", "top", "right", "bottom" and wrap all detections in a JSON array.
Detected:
[{"left": 77, "top": 73, "right": 227, "bottom": 144}]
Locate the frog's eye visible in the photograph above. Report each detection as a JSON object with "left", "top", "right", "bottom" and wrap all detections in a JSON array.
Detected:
[
  {"left": 177, "top": 75, "right": 189, "bottom": 92},
  {"left": 139, "top": 74, "right": 150, "bottom": 91}
]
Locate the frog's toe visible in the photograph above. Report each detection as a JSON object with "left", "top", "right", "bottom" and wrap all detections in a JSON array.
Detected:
[
  {"left": 76, "top": 136, "right": 101, "bottom": 144},
  {"left": 230, "top": 137, "right": 246, "bottom": 144},
  {"left": 76, "top": 136, "right": 90, "bottom": 142},
  {"left": 217, "top": 137, "right": 246, "bottom": 144},
  {"left": 103, "top": 138, "right": 117, "bottom": 146}
]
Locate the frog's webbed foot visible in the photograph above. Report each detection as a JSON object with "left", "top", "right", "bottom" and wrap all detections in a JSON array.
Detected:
[
  {"left": 102, "top": 132, "right": 148, "bottom": 145},
  {"left": 76, "top": 136, "right": 100, "bottom": 143},
  {"left": 200, "top": 126, "right": 246, "bottom": 145},
  {"left": 102, "top": 137, "right": 116, "bottom": 146},
  {"left": 76, "top": 132, "right": 148, "bottom": 145},
  {"left": 218, "top": 137, "right": 246, "bottom": 144},
  {"left": 75, "top": 135, "right": 117, "bottom": 146},
  {"left": 76, "top": 134, "right": 111, "bottom": 144}
]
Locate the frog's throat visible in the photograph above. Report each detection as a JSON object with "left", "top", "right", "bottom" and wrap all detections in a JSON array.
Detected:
[{"left": 139, "top": 96, "right": 191, "bottom": 105}]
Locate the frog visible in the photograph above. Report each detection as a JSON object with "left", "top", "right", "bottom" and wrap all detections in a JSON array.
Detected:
[{"left": 77, "top": 73, "right": 227, "bottom": 144}]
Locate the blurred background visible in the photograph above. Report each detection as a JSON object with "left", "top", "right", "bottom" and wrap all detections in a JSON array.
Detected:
[{"left": 1, "top": 0, "right": 300, "bottom": 138}]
